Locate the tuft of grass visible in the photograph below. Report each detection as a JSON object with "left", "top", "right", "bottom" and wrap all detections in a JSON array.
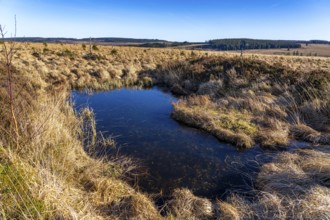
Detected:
[
  {"left": 290, "top": 124, "right": 330, "bottom": 145},
  {"left": 217, "top": 147, "right": 330, "bottom": 220},
  {"left": 167, "top": 188, "right": 213, "bottom": 219},
  {"left": 98, "top": 193, "right": 162, "bottom": 220}
]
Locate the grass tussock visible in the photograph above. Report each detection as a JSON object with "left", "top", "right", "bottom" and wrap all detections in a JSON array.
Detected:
[
  {"left": 218, "top": 147, "right": 330, "bottom": 220},
  {"left": 0, "top": 92, "right": 161, "bottom": 219},
  {"left": 290, "top": 124, "right": 330, "bottom": 145},
  {"left": 167, "top": 188, "right": 213, "bottom": 219}
]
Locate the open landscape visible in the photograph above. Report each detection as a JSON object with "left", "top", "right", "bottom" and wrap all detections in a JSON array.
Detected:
[
  {"left": 1, "top": 1, "right": 330, "bottom": 219},
  {"left": 244, "top": 43, "right": 330, "bottom": 57}
]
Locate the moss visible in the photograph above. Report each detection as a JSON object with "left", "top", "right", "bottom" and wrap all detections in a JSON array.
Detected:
[
  {"left": 172, "top": 97, "right": 257, "bottom": 148},
  {"left": 141, "top": 76, "right": 154, "bottom": 87},
  {"left": 213, "top": 111, "right": 257, "bottom": 135},
  {"left": 172, "top": 104, "right": 255, "bottom": 148}
]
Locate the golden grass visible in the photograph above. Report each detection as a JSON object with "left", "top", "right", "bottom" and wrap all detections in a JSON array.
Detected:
[
  {"left": 218, "top": 148, "right": 330, "bottom": 219},
  {"left": 1, "top": 42, "right": 330, "bottom": 219},
  {"left": 0, "top": 49, "right": 162, "bottom": 219},
  {"left": 7, "top": 43, "right": 211, "bottom": 91},
  {"left": 155, "top": 55, "right": 330, "bottom": 148},
  {"left": 167, "top": 188, "right": 213, "bottom": 219},
  {"left": 290, "top": 124, "right": 330, "bottom": 145},
  {"left": 0, "top": 91, "right": 162, "bottom": 219}
]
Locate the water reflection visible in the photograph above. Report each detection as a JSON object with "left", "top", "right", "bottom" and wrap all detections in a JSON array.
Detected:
[{"left": 72, "top": 87, "right": 270, "bottom": 198}]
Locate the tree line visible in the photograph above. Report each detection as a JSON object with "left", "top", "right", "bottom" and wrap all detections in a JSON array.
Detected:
[{"left": 205, "top": 39, "right": 302, "bottom": 50}]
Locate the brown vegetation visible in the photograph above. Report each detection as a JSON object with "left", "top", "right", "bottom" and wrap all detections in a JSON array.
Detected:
[
  {"left": 218, "top": 147, "right": 330, "bottom": 220},
  {"left": 153, "top": 56, "right": 330, "bottom": 148},
  {"left": 1, "top": 41, "right": 330, "bottom": 219},
  {"left": 167, "top": 188, "right": 213, "bottom": 219},
  {"left": 0, "top": 43, "right": 166, "bottom": 219}
]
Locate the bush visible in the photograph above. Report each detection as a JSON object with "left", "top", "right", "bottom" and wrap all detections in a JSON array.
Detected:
[
  {"left": 32, "top": 51, "right": 40, "bottom": 58},
  {"left": 43, "top": 47, "right": 50, "bottom": 53},
  {"left": 92, "top": 44, "right": 99, "bottom": 51},
  {"left": 110, "top": 48, "right": 118, "bottom": 55}
]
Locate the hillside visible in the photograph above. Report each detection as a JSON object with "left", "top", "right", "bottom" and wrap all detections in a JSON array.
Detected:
[{"left": 5, "top": 37, "right": 167, "bottom": 45}]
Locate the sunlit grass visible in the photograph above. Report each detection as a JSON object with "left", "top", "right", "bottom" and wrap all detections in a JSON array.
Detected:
[{"left": 1, "top": 42, "right": 330, "bottom": 219}]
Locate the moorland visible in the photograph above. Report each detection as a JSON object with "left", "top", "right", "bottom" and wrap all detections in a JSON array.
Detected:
[{"left": 0, "top": 41, "right": 329, "bottom": 219}]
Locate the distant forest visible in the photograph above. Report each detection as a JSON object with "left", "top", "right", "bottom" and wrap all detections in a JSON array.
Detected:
[
  {"left": 204, "top": 39, "right": 330, "bottom": 51},
  {"left": 5, "top": 37, "right": 166, "bottom": 43},
  {"left": 206, "top": 39, "right": 302, "bottom": 50}
]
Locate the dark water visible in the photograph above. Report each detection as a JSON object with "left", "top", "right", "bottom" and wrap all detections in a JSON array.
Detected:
[{"left": 72, "top": 88, "right": 276, "bottom": 198}]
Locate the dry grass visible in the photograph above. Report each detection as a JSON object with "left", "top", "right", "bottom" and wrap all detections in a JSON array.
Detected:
[
  {"left": 290, "top": 124, "right": 330, "bottom": 145},
  {"left": 218, "top": 147, "right": 330, "bottom": 220},
  {"left": 0, "top": 91, "right": 162, "bottom": 219},
  {"left": 167, "top": 188, "right": 213, "bottom": 219},
  {"left": 8, "top": 43, "right": 211, "bottom": 91},
  {"left": 0, "top": 53, "right": 162, "bottom": 219},
  {"left": 1, "top": 42, "right": 330, "bottom": 219},
  {"left": 155, "top": 56, "right": 330, "bottom": 148}
]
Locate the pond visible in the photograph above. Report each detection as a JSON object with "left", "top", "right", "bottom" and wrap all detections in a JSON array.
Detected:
[{"left": 72, "top": 87, "right": 277, "bottom": 199}]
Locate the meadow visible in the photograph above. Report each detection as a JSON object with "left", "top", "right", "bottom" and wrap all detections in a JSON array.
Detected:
[{"left": 0, "top": 41, "right": 329, "bottom": 219}]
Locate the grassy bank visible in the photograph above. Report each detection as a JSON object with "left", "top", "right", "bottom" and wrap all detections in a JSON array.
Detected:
[
  {"left": 151, "top": 56, "right": 330, "bottom": 148},
  {"left": 0, "top": 58, "right": 162, "bottom": 219},
  {"left": 1, "top": 42, "right": 330, "bottom": 219}
]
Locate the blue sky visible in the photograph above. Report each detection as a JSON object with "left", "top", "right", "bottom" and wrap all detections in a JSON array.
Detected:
[{"left": 0, "top": 0, "right": 329, "bottom": 41}]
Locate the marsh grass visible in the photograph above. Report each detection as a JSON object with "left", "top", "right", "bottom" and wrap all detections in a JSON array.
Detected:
[
  {"left": 166, "top": 188, "right": 213, "bottom": 219},
  {"left": 218, "top": 147, "right": 330, "bottom": 220},
  {"left": 1, "top": 41, "right": 330, "bottom": 219},
  {"left": 0, "top": 49, "right": 162, "bottom": 219},
  {"left": 154, "top": 56, "right": 330, "bottom": 148},
  {"left": 0, "top": 86, "right": 162, "bottom": 219}
]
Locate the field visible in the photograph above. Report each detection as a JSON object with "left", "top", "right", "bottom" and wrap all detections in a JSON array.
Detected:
[
  {"left": 0, "top": 42, "right": 330, "bottom": 219},
  {"left": 244, "top": 43, "right": 330, "bottom": 57}
]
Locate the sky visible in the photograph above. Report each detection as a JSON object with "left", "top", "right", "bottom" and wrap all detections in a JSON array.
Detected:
[{"left": 0, "top": 0, "right": 329, "bottom": 41}]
